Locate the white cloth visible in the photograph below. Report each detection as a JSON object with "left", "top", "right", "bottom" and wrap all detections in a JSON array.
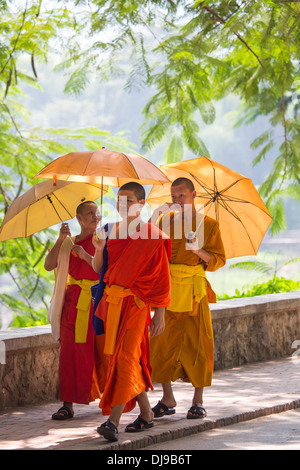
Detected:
[{"left": 47, "top": 236, "right": 74, "bottom": 341}]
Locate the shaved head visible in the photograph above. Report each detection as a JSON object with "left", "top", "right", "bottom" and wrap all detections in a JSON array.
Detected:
[{"left": 171, "top": 177, "right": 195, "bottom": 192}]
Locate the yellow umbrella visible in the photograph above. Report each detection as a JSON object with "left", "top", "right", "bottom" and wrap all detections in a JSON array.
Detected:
[
  {"left": 34, "top": 148, "right": 170, "bottom": 186},
  {"left": 0, "top": 179, "right": 107, "bottom": 241},
  {"left": 147, "top": 156, "right": 273, "bottom": 259}
]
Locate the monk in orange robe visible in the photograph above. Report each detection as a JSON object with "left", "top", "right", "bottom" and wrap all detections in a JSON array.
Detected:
[
  {"left": 45, "top": 201, "right": 107, "bottom": 420},
  {"left": 149, "top": 177, "right": 226, "bottom": 420},
  {"left": 92, "top": 182, "right": 171, "bottom": 442}
]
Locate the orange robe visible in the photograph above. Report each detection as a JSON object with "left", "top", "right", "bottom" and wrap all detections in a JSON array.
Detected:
[
  {"left": 95, "top": 223, "right": 171, "bottom": 415},
  {"left": 150, "top": 214, "right": 226, "bottom": 388},
  {"left": 59, "top": 234, "right": 107, "bottom": 404}
]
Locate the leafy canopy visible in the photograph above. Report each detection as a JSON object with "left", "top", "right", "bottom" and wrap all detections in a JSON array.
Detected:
[
  {"left": 0, "top": 0, "right": 137, "bottom": 326},
  {"left": 63, "top": 0, "right": 300, "bottom": 233}
]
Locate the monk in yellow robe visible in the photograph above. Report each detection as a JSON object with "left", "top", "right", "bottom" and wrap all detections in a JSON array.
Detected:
[
  {"left": 92, "top": 182, "right": 171, "bottom": 442},
  {"left": 149, "top": 177, "right": 225, "bottom": 419}
]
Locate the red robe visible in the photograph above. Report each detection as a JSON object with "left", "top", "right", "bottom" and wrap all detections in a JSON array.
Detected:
[
  {"left": 95, "top": 223, "right": 171, "bottom": 415},
  {"left": 59, "top": 234, "right": 106, "bottom": 404}
]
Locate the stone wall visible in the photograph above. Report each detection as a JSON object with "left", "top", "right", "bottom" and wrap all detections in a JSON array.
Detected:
[
  {"left": 0, "top": 292, "right": 299, "bottom": 410},
  {"left": 211, "top": 292, "right": 300, "bottom": 370},
  {"left": 0, "top": 326, "right": 59, "bottom": 410}
]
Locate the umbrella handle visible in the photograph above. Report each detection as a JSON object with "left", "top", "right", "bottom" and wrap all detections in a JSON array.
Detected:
[{"left": 185, "top": 231, "right": 200, "bottom": 250}]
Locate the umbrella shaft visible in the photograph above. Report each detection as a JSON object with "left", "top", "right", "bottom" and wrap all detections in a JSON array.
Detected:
[{"left": 47, "top": 195, "right": 63, "bottom": 222}]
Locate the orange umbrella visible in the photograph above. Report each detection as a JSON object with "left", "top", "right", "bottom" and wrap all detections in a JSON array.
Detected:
[
  {"left": 147, "top": 156, "right": 273, "bottom": 259},
  {"left": 34, "top": 148, "right": 170, "bottom": 186}
]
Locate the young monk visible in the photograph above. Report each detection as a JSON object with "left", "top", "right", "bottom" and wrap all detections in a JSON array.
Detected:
[
  {"left": 45, "top": 201, "right": 107, "bottom": 420},
  {"left": 149, "top": 177, "right": 226, "bottom": 420},
  {"left": 92, "top": 182, "right": 171, "bottom": 442}
]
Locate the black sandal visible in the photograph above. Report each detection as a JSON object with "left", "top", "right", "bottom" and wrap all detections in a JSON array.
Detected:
[
  {"left": 125, "top": 415, "right": 154, "bottom": 433},
  {"left": 186, "top": 404, "right": 207, "bottom": 419},
  {"left": 152, "top": 400, "right": 176, "bottom": 418},
  {"left": 52, "top": 406, "right": 74, "bottom": 420},
  {"left": 97, "top": 419, "right": 118, "bottom": 441}
]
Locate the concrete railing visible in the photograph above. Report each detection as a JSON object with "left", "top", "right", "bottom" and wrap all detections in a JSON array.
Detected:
[{"left": 0, "top": 292, "right": 300, "bottom": 410}]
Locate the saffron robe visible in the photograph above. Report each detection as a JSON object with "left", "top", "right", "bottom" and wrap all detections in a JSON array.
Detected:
[
  {"left": 95, "top": 223, "right": 171, "bottom": 415},
  {"left": 59, "top": 234, "right": 108, "bottom": 404},
  {"left": 150, "top": 214, "right": 226, "bottom": 388}
]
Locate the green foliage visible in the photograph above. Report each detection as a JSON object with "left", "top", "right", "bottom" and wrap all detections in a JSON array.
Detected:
[
  {"left": 2, "top": 0, "right": 300, "bottom": 326},
  {"left": 218, "top": 277, "right": 300, "bottom": 301},
  {"left": 62, "top": 0, "right": 300, "bottom": 233},
  {"left": 0, "top": 1, "right": 137, "bottom": 326},
  {"left": 219, "top": 255, "right": 300, "bottom": 300}
]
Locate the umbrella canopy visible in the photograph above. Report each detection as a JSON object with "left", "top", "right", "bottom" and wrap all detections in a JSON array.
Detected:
[
  {"left": 0, "top": 180, "right": 107, "bottom": 241},
  {"left": 34, "top": 148, "right": 170, "bottom": 186},
  {"left": 147, "top": 156, "right": 273, "bottom": 259}
]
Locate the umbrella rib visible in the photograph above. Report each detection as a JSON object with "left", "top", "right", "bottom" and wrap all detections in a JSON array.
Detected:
[
  {"left": 219, "top": 189, "right": 272, "bottom": 217},
  {"left": 219, "top": 178, "right": 247, "bottom": 196},
  {"left": 188, "top": 174, "right": 215, "bottom": 197},
  {"left": 218, "top": 196, "right": 240, "bottom": 220},
  {"left": 123, "top": 153, "right": 143, "bottom": 179},
  {"left": 81, "top": 153, "right": 93, "bottom": 176},
  {"left": 220, "top": 193, "right": 272, "bottom": 216},
  {"left": 218, "top": 193, "right": 257, "bottom": 252},
  {"left": 49, "top": 193, "right": 73, "bottom": 220},
  {"left": 218, "top": 177, "right": 272, "bottom": 213},
  {"left": 217, "top": 194, "right": 252, "bottom": 204},
  {"left": 197, "top": 173, "right": 271, "bottom": 217},
  {"left": 25, "top": 207, "right": 29, "bottom": 238}
]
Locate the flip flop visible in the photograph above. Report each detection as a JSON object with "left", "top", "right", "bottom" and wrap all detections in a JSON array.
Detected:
[
  {"left": 97, "top": 419, "right": 118, "bottom": 441},
  {"left": 186, "top": 404, "right": 207, "bottom": 419},
  {"left": 125, "top": 415, "right": 154, "bottom": 433},
  {"left": 52, "top": 405, "right": 74, "bottom": 420},
  {"left": 152, "top": 400, "right": 176, "bottom": 418}
]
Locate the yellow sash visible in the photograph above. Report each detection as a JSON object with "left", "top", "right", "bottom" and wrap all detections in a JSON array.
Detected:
[
  {"left": 169, "top": 263, "right": 207, "bottom": 313},
  {"left": 103, "top": 284, "right": 145, "bottom": 355},
  {"left": 67, "top": 275, "right": 98, "bottom": 343}
]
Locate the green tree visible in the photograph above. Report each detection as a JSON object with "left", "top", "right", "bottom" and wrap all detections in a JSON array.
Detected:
[
  {"left": 63, "top": 0, "right": 300, "bottom": 233},
  {"left": 0, "top": 1, "right": 136, "bottom": 326}
]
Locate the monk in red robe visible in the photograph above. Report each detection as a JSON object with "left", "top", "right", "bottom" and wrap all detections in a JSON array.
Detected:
[
  {"left": 45, "top": 201, "right": 107, "bottom": 420},
  {"left": 92, "top": 182, "right": 171, "bottom": 442}
]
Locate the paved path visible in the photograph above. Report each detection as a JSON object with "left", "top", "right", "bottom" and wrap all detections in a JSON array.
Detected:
[
  {"left": 0, "top": 356, "right": 299, "bottom": 451},
  {"left": 146, "top": 408, "right": 300, "bottom": 450}
]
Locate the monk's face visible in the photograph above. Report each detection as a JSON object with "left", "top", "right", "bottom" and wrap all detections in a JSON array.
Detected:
[
  {"left": 117, "top": 189, "right": 145, "bottom": 219},
  {"left": 170, "top": 183, "right": 196, "bottom": 213},
  {"left": 76, "top": 202, "right": 100, "bottom": 232}
]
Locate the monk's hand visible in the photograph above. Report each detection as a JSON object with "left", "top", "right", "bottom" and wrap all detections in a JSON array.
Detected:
[
  {"left": 192, "top": 247, "right": 211, "bottom": 264},
  {"left": 71, "top": 245, "right": 87, "bottom": 259},
  {"left": 92, "top": 228, "right": 106, "bottom": 251},
  {"left": 150, "top": 307, "right": 165, "bottom": 337},
  {"left": 150, "top": 203, "right": 175, "bottom": 224},
  {"left": 157, "top": 203, "right": 174, "bottom": 214},
  {"left": 58, "top": 223, "right": 71, "bottom": 241}
]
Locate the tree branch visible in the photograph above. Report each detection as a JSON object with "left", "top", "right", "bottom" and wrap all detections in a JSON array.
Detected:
[
  {"left": 201, "top": 3, "right": 264, "bottom": 68},
  {"left": 280, "top": 82, "right": 288, "bottom": 185},
  {"left": 0, "top": 0, "right": 28, "bottom": 75}
]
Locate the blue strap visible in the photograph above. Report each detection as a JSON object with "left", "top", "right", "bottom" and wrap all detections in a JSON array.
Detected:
[{"left": 91, "top": 223, "right": 113, "bottom": 335}]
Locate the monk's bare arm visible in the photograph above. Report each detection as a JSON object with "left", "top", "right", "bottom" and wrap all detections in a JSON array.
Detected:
[
  {"left": 71, "top": 245, "right": 93, "bottom": 267},
  {"left": 192, "top": 247, "right": 211, "bottom": 264},
  {"left": 44, "top": 223, "right": 71, "bottom": 271},
  {"left": 150, "top": 307, "right": 165, "bottom": 337},
  {"left": 149, "top": 203, "right": 173, "bottom": 225},
  {"left": 92, "top": 237, "right": 106, "bottom": 273}
]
